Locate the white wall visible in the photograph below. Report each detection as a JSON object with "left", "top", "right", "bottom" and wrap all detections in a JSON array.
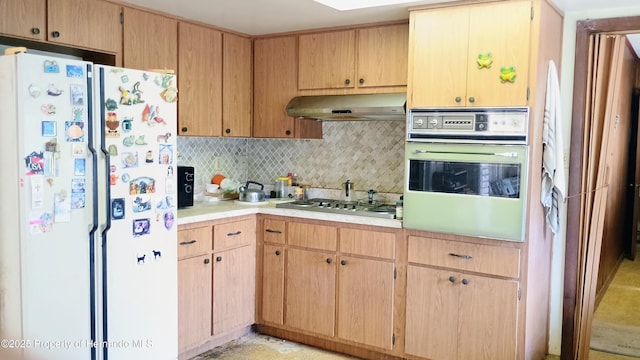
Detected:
[{"left": 547, "top": 4, "right": 640, "bottom": 355}]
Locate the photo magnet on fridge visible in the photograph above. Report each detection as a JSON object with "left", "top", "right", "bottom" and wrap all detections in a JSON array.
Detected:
[
  {"left": 111, "top": 198, "right": 125, "bottom": 220},
  {"left": 133, "top": 218, "right": 150, "bottom": 237},
  {"left": 41, "top": 121, "right": 56, "bottom": 137},
  {"left": 43, "top": 60, "right": 59, "bottom": 73},
  {"left": 64, "top": 121, "right": 84, "bottom": 142},
  {"left": 65, "top": 64, "right": 83, "bottom": 78}
]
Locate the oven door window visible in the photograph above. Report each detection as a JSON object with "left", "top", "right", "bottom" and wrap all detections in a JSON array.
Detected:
[{"left": 409, "top": 160, "right": 522, "bottom": 198}]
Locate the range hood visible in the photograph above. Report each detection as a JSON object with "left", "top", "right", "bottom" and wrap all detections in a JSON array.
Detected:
[{"left": 285, "top": 92, "right": 406, "bottom": 121}]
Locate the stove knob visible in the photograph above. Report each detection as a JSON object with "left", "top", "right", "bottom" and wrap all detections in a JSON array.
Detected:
[
  {"left": 335, "top": 204, "right": 340, "bottom": 208},
  {"left": 343, "top": 204, "right": 348, "bottom": 209},
  {"left": 351, "top": 205, "right": 357, "bottom": 211},
  {"left": 319, "top": 201, "right": 325, "bottom": 207}
]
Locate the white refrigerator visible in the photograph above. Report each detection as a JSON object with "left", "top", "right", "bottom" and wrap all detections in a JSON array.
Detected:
[{"left": 0, "top": 52, "right": 178, "bottom": 360}]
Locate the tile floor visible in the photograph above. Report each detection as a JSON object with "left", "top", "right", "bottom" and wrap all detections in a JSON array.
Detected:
[{"left": 192, "top": 250, "right": 640, "bottom": 360}]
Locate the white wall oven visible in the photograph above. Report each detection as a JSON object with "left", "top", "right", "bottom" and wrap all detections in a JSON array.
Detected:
[{"left": 404, "top": 107, "right": 529, "bottom": 242}]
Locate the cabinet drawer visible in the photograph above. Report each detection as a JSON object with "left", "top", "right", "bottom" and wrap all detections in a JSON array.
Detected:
[
  {"left": 288, "top": 222, "right": 337, "bottom": 251},
  {"left": 408, "top": 236, "right": 520, "bottom": 278},
  {"left": 263, "top": 219, "right": 286, "bottom": 244},
  {"left": 178, "top": 226, "right": 212, "bottom": 259},
  {"left": 339, "top": 228, "right": 395, "bottom": 260},
  {"left": 214, "top": 218, "right": 256, "bottom": 250}
]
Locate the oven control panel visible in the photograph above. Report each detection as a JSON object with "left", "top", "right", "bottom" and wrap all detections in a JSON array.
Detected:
[{"left": 408, "top": 107, "right": 529, "bottom": 144}]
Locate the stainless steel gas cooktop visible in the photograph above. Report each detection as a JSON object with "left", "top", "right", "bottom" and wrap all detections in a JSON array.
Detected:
[{"left": 275, "top": 198, "right": 397, "bottom": 220}]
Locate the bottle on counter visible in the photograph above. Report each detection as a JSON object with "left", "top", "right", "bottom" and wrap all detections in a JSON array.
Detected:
[
  {"left": 395, "top": 196, "right": 404, "bottom": 220},
  {"left": 292, "top": 173, "right": 299, "bottom": 186},
  {"left": 287, "top": 173, "right": 293, "bottom": 186}
]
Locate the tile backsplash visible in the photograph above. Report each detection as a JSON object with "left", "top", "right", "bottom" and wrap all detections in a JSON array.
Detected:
[{"left": 177, "top": 121, "right": 405, "bottom": 198}]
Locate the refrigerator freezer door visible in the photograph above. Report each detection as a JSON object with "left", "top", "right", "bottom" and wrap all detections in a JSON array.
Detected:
[
  {"left": 0, "top": 53, "right": 96, "bottom": 360},
  {"left": 96, "top": 65, "right": 178, "bottom": 360}
]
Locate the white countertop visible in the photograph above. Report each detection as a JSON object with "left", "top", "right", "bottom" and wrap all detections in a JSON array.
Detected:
[{"left": 177, "top": 199, "right": 402, "bottom": 228}]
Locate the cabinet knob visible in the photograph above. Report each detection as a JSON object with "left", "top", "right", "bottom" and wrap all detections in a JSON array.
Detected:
[
  {"left": 462, "top": 278, "right": 469, "bottom": 285},
  {"left": 275, "top": 250, "right": 281, "bottom": 256},
  {"left": 225, "top": 128, "right": 231, "bottom": 134},
  {"left": 340, "top": 260, "right": 346, "bottom": 266},
  {"left": 326, "top": 258, "right": 332, "bottom": 264},
  {"left": 216, "top": 256, "right": 222, "bottom": 262},
  {"left": 449, "top": 276, "right": 456, "bottom": 283},
  {"left": 181, "top": 127, "right": 188, "bottom": 133},
  {"left": 31, "top": 27, "right": 40, "bottom": 35},
  {"left": 358, "top": 78, "right": 364, "bottom": 85},
  {"left": 51, "top": 31, "right": 60, "bottom": 38},
  {"left": 344, "top": 79, "right": 350, "bottom": 85},
  {"left": 455, "top": 96, "right": 462, "bottom": 103},
  {"left": 285, "top": 130, "right": 291, "bottom": 136},
  {"left": 468, "top": 97, "right": 475, "bottom": 103},
  {"left": 204, "top": 258, "right": 210, "bottom": 264}
]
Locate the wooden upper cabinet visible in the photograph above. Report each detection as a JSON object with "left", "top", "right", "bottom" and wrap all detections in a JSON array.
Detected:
[
  {"left": 253, "top": 36, "right": 298, "bottom": 138},
  {"left": 178, "top": 22, "right": 222, "bottom": 137},
  {"left": 253, "top": 36, "right": 323, "bottom": 139},
  {"left": 357, "top": 24, "right": 408, "bottom": 88},
  {"left": 408, "top": 1, "right": 531, "bottom": 107},
  {"left": 222, "top": 33, "right": 252, "bottom": 137},
  {"left": 0, "top": 0, "right": 46, "bottom": 41},
  {"left": 0, "top": 0, "right": 120, "bottom": 54},
  {"left": 298, "top": 30, "right": 356, "bottom": 90},
  {"left": 122, "top": 7, "right": 177, "bottom": 72},
  {"left": 47, "top": 0, "right": 121, "bottom": 53}
]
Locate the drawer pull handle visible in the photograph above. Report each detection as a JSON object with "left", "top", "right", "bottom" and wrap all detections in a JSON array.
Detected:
[
  {"left": 265, "top": 229, "right": 282, "bottom": 234},
  {"left": 449, "top": 276, "right": 456, "bottom": 283},
  {"left": 227, "top": 231, "right": 241, "bottom": 236},
  {"left": 179, "top": 240, "right": 197, "bottom": 245},
  {"left": 449, "top": 252, "right": 472, "bottom": 259}
]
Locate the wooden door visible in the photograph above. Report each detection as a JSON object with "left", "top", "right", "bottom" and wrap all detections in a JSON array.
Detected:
[
  {"left": 253, "top": 36, "right": 297, "bottom": 138},
  {"left": 122, "top": 7, "right": 177, "bottom": 72},
  {"left": 298, "top": 30, "right": 356, "bottom": 90},
  {"left": 262, "top": 244, "right": 285, "bottom": 325},
  {"left": 405, "top": 266, "right": 458, "bottom": 359},
  {"left": 465, "top": 1, "right": 531, "bottom": 107},
  {"left": 178, "top": 22, "right": 222, "bottom": 137},
  {"left": 285, "top": 248, "right": 336, "bottom": 337},
  {"left": 408, "top": 7, "right": 469, "bottom": 107},
  {"left": 222, "top": 33, "right": 252, "bottom": 137},
  {"left": 337, "top": 256, "right": 394, "bottom": 350},
  {"left": 357, "top": 24, "right": 408, "bottom": 88},
  {"left": 457, "top": 273, "right": 519, "bottom": 360},
  {"left": 626, "top": 88, "right": 640, "bottom": 260},
  {"left": 0, "top": 0, "right": 45, "bottom": 41},
  {"left": 178, "top": 254, "right": 212, "bottom": 352},
  {"left": 48, "top": 0, "right": 121, "bottom": 53},
  {"left": 212, "top": 245, "right": 255, "bottom": 335}
]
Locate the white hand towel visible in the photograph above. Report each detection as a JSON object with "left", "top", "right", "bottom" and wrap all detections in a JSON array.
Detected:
[{"left": 541, "top": 60, "right": 567, "bottom": 235}]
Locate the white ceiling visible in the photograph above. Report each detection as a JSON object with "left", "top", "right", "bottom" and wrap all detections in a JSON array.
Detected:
[{"left": 121, "top": 0, "right": 640, "bottom": 51}]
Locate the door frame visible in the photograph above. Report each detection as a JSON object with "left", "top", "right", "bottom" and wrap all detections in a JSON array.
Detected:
[{"left": 563, "top": 15, "right": 640, "bottom": 359}]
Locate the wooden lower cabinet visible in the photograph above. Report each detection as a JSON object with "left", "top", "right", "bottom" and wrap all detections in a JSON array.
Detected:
[
  {"left": 262, "top": 244, "right": 285, "bottom": 325},
  {"left": 213, "top": 244, "right": 256, "bottom": 335},
  {"left": 285, "top": 247, "right": 336, "bottom": 337},
  {"left": 178, "top": 254, "right": 212, "bottom": 353},
  {"left": 405, "top": 265, "right": 519, "bottom": 360},
  {"left": 337, "top": 255, "right": 395, "bottom": 350}
]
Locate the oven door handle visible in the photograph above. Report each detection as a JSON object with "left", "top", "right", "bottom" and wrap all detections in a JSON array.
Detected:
[{"left": 412, "top": 150, "right": 519, "bottom": 158}]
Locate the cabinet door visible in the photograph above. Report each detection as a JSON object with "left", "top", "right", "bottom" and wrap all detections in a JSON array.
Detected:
[
  {"left": 465, "top": 1, "right": 531, "bottom": 107},
  {"left": 222, "top": 33, "right": 252, "bottom": 137},
  {"left": 357, "top": 24, "right": 408, "bottom": 88},
  {"left": 298, "top": 30, "right": 356, "bottom": 90},
  {"left": 408, "top": 7, "right": 469, "bottom": 107},
  {"left": 337, "top": 256, "right": 394, "bottom": 350},
  {"left": 178, "top": 22, "right": 222, "bottom": 137},
  {"left": 122, "top": 7, "right": 177, "bottom": 72},
  {"left": 261, "top": 244, "right": 284, "bottom": 325},
  {"left": 457, "top": 273, "right": 519, "bottom": 360},
  {"left": 47, "top": 0, "right": 121, "bottom": 53},
  {"left": 253, "top": 36, "right": 297, "bottom": 138},
  {"left": 285, "top": 248, "right": 336, "bottom": 337},
  {"left": 212, "top": 245, "right": 255, "bottom": 335},
  {"left": 0, "top": 0, "right": 45, "bottom": 41},
  {"left": 178, "top": 254, "right": 212, "bottom": 352},
  {"left": 405, "top": 266, "right": 458, "bottom": 359}
]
